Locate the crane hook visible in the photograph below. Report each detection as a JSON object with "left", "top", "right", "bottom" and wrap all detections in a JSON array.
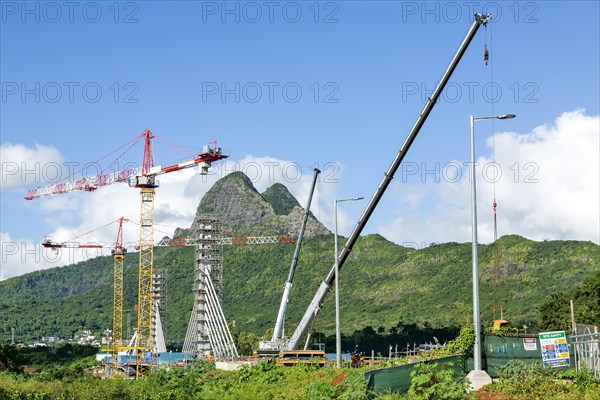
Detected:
[{"left": 484, "top": 44, "right": 489, "bottom": 65}]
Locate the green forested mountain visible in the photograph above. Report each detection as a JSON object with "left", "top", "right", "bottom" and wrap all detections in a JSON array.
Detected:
[
  {"left": 2, "top": 172, "right": 598, "bottom": 345},
  {"left": 0, "top": 233, "right": 598, "bottom": 345}
]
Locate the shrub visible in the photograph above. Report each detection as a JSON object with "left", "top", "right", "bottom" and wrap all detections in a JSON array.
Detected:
[{"left": 407, "top": 361, "right": 466, "bottom": 400}]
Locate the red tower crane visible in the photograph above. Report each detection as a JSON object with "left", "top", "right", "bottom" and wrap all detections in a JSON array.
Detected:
[{"left": 42, "top": 217, "right": 127, "bottom": 375}]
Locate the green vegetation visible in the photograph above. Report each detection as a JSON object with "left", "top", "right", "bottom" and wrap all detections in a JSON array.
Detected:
[
  {"left": 0, "top": 345, "right": 21, "bottom": 373},
  {"left": 406, "top": 361, "right": 466, "bottom": 400},
  {"left": 1, "top": 355, "right": 598, "bottom": 399},
  {"left": 315, "top": 323, "right": 459, "bottom": 356},
  {"left": 475, "top": 360, "right": 600, "bottom": 400},
  {"left": 0, "top": 359, "right": 368, "bottom": 400},
  {"left": 0, "top": 235, "right": 598, "bottom": 349},
  {"left": 440, "top": 327, "right": 475, "bottom": 357},
  {"left": 1, "top": 337, "right": 599, "bottom": 399},
  {"left": 10, "top": 344, "right": 97, "bottom": 370}
]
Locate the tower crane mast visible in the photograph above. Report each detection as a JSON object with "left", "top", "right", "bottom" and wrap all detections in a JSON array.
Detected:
[{"left": 111, "top": 217, "right": 126, "bottom": 374}]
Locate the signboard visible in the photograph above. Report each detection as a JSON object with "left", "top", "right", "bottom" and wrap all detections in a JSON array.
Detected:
[
  {"left": 539, "top": 331, "right": 570, "bottom": 367},
  {"left": 523, "top": 338, "right": 537, "bottom": 351}
]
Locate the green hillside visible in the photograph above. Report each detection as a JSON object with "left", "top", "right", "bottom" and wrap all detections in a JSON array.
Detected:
[{"left": 0, "top": 234, "right": 598, "bottom": 345}]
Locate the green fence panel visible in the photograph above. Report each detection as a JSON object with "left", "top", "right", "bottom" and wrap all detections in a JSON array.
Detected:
[
  {"left": 483, "top": 334, "right": 574, "bottom": 376},
  {"left": 483, "top": 335, "right": 542, "bottom": 377},
  {"left": 365, "top": 334, "right": 575, "bottom": 394},
  {"left": 365, "top": 355, "right": 467, "bottom": 396}
]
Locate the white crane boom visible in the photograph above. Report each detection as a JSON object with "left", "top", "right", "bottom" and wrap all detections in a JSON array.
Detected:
[{"left": 286, "top": 13, "right": 493, "bottom": 350}]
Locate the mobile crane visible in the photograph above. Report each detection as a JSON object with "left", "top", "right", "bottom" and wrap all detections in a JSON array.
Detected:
[
  {"left": 259, "top": 168, "right": 321, "bottom": 353},
  {"left": 286, "top": 13, "right": 493, "bottom": 350}
]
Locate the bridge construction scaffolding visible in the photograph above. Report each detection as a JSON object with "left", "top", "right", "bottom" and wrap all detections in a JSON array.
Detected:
[{"left": 183, "top": 216, "right": 238, "bottom": 358}]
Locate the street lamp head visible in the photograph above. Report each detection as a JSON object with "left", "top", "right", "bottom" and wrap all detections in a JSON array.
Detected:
[
  {"left": 473, "top": 114, "right": 517, "bottom": 122},
  {"left": 336, "top": 197, "right": 364, "bottom": 203}
]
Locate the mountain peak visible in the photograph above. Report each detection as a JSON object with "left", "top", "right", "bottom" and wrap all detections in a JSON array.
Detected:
[
  {"left": 262, "top": 183, "right": 301, "bottom": 216},
  {"left": 190, "top": 172, "right": 329, "bottom": 237}
]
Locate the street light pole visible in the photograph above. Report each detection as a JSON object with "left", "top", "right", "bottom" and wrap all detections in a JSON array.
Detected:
[
  {"left": 469, "top": 115, "right": 482, "bottom": 371},
  {"left": 334, "top": 200, "right": 340, "bottom": 368},
  {"left": 334, "top": 197, "right": 364, "bottom": 368},
  {"left": 470, "top": 114, "right": 515, "bottom": 375}
]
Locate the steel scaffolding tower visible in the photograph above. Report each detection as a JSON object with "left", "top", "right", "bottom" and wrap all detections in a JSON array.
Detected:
[{"left": 183, "top": 216, "right": 238, "bottom": 358}]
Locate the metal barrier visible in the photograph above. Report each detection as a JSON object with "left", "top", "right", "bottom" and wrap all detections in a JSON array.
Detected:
[{"left": 571, "top": 325, "right": 600, "bottom": 380}]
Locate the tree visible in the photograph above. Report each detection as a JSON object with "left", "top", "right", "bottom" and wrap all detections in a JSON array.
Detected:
[
  {"left": 237, "top": 332, "right": 259, "bottom": 356},
  {"left": 0, "top": 345, "right": 22, "bottom": 373},
  {"left": 538, "top": 292, "right": 571, "bottom": 331},
  {"left": 537, "top": 271, "right": 600, "bottom": 331},
  {"left": 573, "top": 271, "right": 600, "bottom": 325}
]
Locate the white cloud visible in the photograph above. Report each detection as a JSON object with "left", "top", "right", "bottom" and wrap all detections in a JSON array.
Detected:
[
  {"left": 380, "top": 110, "right": 600, "bottom": 246},
  {"left": 0, "top": 231, "right": 98, "bottom": 281},
  {"left": 0, "top": 142, "right": 64, "bottom": 189}
]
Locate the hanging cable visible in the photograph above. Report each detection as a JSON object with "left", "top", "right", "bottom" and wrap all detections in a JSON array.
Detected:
[
  {"left": 488, "top": 22, "right": 501, "bottom": 322},
  {"left": 100, "top": 136, "right": 145, "bottom": 176},
  {"left": 154, "top": 133, "right": 196, "bottom": 156},
  {"left": 65, "top": 218, "right": 121, "bottom": 242},
  {"left": 63, "top": 134, "right": 144, "bottom": 183}
]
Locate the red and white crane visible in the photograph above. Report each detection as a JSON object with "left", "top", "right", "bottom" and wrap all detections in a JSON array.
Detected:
[{"left": 25, "top": 130, "right": 222, "bottom": 201}]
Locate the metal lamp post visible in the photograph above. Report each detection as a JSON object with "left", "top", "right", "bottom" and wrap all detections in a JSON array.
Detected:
[
  {"left": 334, "top": 197, "right": 364, "bottom": 368},
  {"left": 470, "top": 114, "right": 516, "bottom": 372}
]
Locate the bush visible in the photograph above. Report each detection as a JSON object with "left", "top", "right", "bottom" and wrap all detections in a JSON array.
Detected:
[
  {"left": 440, "top": 327, "right": 475, "bottom": 357},
  {"left": 406, "top": 361, "right": 466, "bottom": 400},
  {"left": 572, "top": 363, "right": 599, "bottom": 391}
]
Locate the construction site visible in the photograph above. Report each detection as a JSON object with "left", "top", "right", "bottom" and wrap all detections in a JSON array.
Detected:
[
  {"left": 29, "top": 127, "right": 329, "bottom": 377},
  {"left": 3, "top": 4, "right": 598, "bottom": 397}
]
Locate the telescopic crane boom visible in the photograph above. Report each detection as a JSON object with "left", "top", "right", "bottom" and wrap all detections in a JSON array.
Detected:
[
  {"left": 286, "top": 13, "right": 492, "bottom": 350},
  {"left": 269, "top": 168, "right": 320, "bottom": 347}
]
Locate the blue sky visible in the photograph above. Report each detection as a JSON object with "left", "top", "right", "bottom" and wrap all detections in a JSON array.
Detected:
[{"left": 1, "top": 1, "right": 599, "bottom": 279}]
